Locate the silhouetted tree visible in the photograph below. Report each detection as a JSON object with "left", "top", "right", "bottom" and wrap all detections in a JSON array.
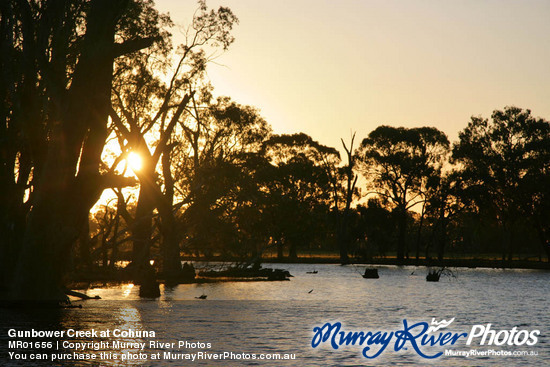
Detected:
[
  {"left": 423, "top": 170, "right": 465, "bottom": 260},
  {"left": 86, "top": 200, "right": 131, "bottom": 270},
  {"left": 259, "top": 133, "right": 339, "bottom": 259},
  {"left": 109, "top": 1, "right": 238, "bottom": 281},
  {"left": 332, "top": 133, "right": 359, "bottom": 264},
  {"left": 173, "top": 94, "right": 271, "bottom": 259},
  {"left": 1, "top": 0, "right": 163, "bottom": 302},
  {"left": 453, "top": 106, "right": 550, "bottom": 261},
  {"left": 356, "top": 126, "right": 450, "bottom": 263}
]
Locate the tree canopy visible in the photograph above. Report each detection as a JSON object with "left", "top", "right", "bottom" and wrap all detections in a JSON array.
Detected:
[
  {"left": 356, "top": 126, "right": 450, "bottom": 262},
  {"left": 453, "top": 106, "right": 550, "bottom": 260}
]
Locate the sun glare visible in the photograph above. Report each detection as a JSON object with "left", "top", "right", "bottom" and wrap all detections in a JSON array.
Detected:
[{"left": 127, "top": 152, "right": 142, "bottom": 172}]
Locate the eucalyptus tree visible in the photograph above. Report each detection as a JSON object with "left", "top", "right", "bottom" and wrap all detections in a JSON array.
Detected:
[
  {"left": 171, "top": 94, "right": 271, "bottom": 260},
  {"left": 356, "top": 198, "right": 395, "bottom": 258},
  {"left": 423, "top": 170, "right": 465, "bottom": 260},
  {"left": 356, "top": 126, "right": 450, "bottom": 263},
  {"left": 336, "top": 133, "right": 358, "bottom": 264},
  {"left": 109, "top": 1, "right": 238, "bottom": 279},
  {"left": 0, "top": 0, "right": 169, "bottom": 302},
  {"left": 453, "top": 107, "right": 550, "bottom": 261},
  {"left": 259, "top": 133, "right": 340, "bottom": 259}
]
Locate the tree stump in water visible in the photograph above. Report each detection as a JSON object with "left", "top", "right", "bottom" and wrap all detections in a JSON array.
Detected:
[
  {"left": 139, "top": 278, "right": 160, "bottom": 298},
  {"left": 426, "top": 270, "right": 441, "bottom": 282},
  {"left": 134, "top": 264, "right": 161, "bottom": 298},
  {"left": 362, "top": 268, "right": 379, "bottom": 279}
]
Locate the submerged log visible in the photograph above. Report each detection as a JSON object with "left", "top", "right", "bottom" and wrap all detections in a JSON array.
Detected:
[{"left": 64, "top": 289, "right": 101, "bottom": 300}]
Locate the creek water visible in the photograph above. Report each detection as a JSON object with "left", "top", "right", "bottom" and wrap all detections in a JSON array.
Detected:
[{"left": 1, "top": 263, "right": 548, "bottom": 366}]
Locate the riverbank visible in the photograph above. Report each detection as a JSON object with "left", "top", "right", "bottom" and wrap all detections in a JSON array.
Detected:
[
  {"left": 61, "top": 253, "right": 548, "bottom": 289},
  {"left": 181, "top": 254, "right": 550, "bottom": 270}
]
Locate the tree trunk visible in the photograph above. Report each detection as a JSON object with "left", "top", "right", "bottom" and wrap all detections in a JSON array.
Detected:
[
  {"left": 338, "top": 211, "right": 350, "bottom": 265},
  {"left": 159, "top": 148, "right": 181, "bottom": 277},
  {"left": 501, "top": 223, "right": 511, "bottom": 262},
  {"left": 10, "top": 0, "right": 127, "bottom": 302},
  {"left": 396, "top": 207, "right": 407, "bottom": 263},
  {"left": 158, "top": 201, "right": 182, "bottom": 277},
  {"left": 131, "top": 187, "right": 155, "bottom": 272},
  {"left": 102, "top": 228, "right": 109, "bottom": 268},
  {"left": 534, "top": 223, "right": 550, "bottom": 262},
  {"left": 415, "top": 204, "right": 426, "bottom": 262},
  {"left": 436, "top": 220, "right": 448, "bottom": 262},
  {"left": 109, "top": 210, "right": 121, "bottom": 269},
  {"left": 289, "top": 242, "right": 298, "bottom": 260},
  {"left": 78, "top": 219, "right": 92, "bottom": 271},
  {"left": 277, "top": 241, "right": 283, "bottom": 260},
  {"left": 13, "top": 191, "right": 86, "bottom": 301}
]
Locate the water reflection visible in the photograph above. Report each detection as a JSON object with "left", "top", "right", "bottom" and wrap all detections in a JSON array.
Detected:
[
  {"left": 109, "top": 306, "right": 145, "bottom": 366},
  {"left": 122, "top": 284, "right": 134, "bottom": 298},
  {"left": 1, "top": 265, "right": 548, "bottom": 366}
]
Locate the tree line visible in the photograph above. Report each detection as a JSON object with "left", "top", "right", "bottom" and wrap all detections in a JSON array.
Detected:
[{"left": 1, "top": 0, "right": 549, "bottom": 302}]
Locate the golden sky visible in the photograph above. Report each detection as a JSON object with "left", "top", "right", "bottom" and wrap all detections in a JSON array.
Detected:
[{"left": 154, "top": 0, "right": 550, "bottom": 152}]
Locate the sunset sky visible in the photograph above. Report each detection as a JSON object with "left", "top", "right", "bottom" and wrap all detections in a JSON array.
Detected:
[{"left": 155, "top": 0, "right": 550, "bottom": 153}]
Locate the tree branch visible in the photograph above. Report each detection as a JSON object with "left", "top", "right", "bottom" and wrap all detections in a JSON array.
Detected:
[
  {"left": 152, "top": 91, "right": 194, "bottom": 164},
  {"left": 112, "top": 36, "right": 162, "bottom": 58}
]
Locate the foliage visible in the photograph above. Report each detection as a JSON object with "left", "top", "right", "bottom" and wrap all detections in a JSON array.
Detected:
[
  {"left": 173, "top": 94, "right": 271, "bottom": 259},
  {"left": 453, "top": 106, "right": 550, "bottom": 260},
  {"left": 258, "top": 134, "right": 340, "bottom": 259},
  {"left": 356, "top": 125, "right": 450, "bottom": 261}
]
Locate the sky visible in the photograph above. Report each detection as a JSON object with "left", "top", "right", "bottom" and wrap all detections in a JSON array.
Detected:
[{"left": 154, "top": 0, "right": 550, "bottom": 154}]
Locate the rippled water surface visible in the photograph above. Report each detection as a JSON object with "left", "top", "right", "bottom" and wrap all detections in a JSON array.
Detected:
[{"left": 1, "top": 264, "right": 548, "bottom": 366}]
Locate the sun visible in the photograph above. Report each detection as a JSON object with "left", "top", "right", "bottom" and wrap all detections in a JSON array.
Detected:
[{"left": 127, "top": 152, "right": 142, "bottom": 172}]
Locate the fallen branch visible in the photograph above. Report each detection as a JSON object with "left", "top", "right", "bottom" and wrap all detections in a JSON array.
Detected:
[{"left": 64, "top": 289, "right": 101, "bottom": 300}]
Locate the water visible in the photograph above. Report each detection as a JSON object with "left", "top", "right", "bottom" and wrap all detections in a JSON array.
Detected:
[{"left": 1, "top": 264, "right": 548, "bottom": 366}]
